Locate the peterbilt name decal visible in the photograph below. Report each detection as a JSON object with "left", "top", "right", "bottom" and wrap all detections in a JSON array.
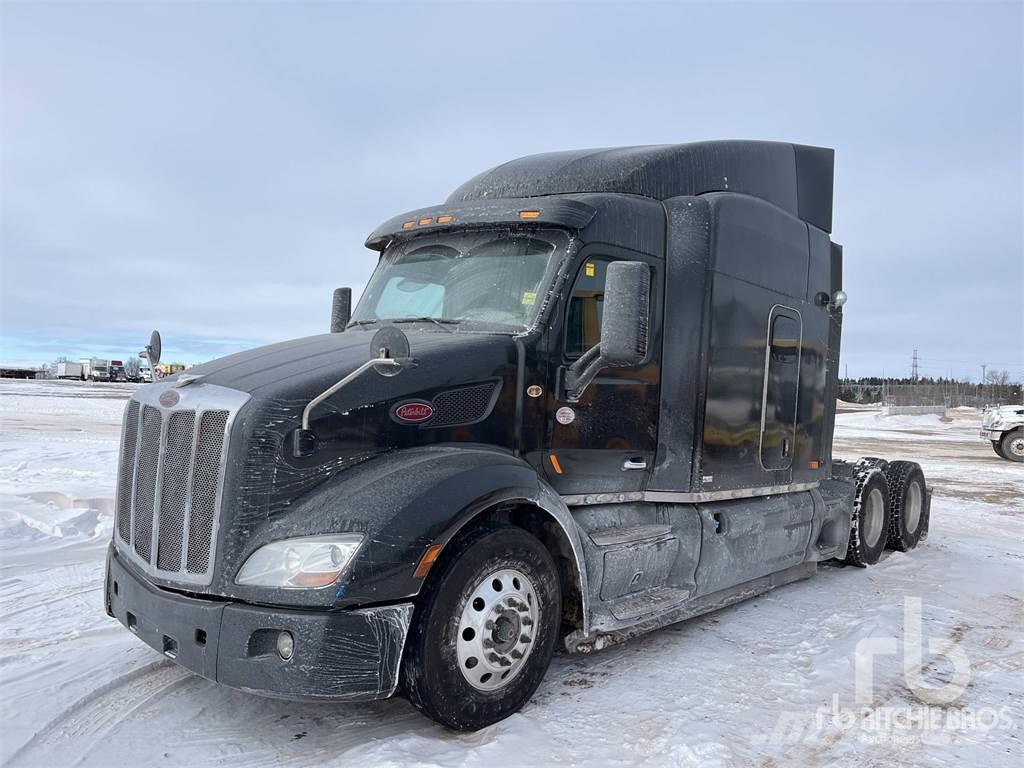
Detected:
[{"left": 393, "top": 401, "right": 434, "bottom": 424}]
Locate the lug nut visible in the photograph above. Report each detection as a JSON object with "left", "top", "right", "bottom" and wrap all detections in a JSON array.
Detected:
[
  {"left": 510, "top": 649, "right": 523, "bottom": 659},
  {"left": 482, "top": 639, "right": 494, "bottom": 649},
  {"left": 484, "top": 620, "right": 494, "bottom": 630},
  {"left": 520, "top": 634, "right": 532, "bottom": 644},
  {"left": 488, "top": 653, "right": 500, "bottom": 663},
  {"left": 522, "top": 617, "right": 533, "bottom": 627},
  {"left": 499, "top": 657, "right": 512, "bottom": 667}
]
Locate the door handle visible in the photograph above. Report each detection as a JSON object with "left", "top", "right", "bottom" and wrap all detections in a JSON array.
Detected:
[
  {"left": 622, "top": 457, "right": 647, "bottom": 471},
  {"left": 712, "top": 512, "right": 725, "bottom": 534}
]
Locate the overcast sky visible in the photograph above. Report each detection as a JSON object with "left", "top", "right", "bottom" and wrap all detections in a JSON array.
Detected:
[{"left": 2, "top": 1, "right": 1022, "bottom": 380}]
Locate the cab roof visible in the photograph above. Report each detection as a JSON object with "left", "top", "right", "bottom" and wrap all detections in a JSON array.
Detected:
[{"left": 447, "top": 140, "right": 835, "bottom": 233}]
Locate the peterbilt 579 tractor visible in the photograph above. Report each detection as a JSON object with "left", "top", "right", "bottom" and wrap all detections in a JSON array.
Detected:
[{"left": 104, "top": 141, "right": 930, "bottom": 730}]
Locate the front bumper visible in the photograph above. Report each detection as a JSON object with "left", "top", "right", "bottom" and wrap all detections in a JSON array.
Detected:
[
  {"left": 980, "top": 429, "right": 1004, "bottom": 441},
  {"left": 105, "top": 546, "right": 413, "bottom": 702}
]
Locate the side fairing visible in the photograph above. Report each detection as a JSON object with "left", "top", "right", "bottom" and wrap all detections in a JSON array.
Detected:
[{"left": 652, "top": 192, "right": 837, "bottom": 495}]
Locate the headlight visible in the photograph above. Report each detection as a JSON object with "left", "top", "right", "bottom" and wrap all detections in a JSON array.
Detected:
[
  {"left": 990, "top": 416, "right": 1004, "bottom": 428},
  {"left": 235, "top": 534, "right": 364, "bottom": 589}
]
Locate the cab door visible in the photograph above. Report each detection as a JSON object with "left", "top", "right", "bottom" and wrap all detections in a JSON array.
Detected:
[
  {"left": 541, "top": 248, "right": 662, "bottom": 495},
  {"left": 759, "top": 305, "right": 802, "bottom": 481}
]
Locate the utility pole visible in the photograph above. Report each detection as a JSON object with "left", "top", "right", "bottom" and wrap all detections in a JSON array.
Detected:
[
  {"left": 844, "top": 363, "right": 848, "bottom": 380},
  {"left": 981, "top": 363, "right": 987, "bottom": 407},
  {"left": 912, "top": 349, "right": 919, "bottom": 382}
]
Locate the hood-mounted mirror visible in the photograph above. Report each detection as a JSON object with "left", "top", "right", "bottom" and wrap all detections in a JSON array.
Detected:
[
  {"left": 292, "top": 326, "right": 418, "bottom": 457},
  {"left": 140, "top": 330, "right": 162, "bottom": 369},
  {"left": 369, "top": 327, "right": 410, "bottom": 377}
]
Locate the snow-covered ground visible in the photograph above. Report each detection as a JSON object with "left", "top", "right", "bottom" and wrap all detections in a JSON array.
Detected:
[{"left": 1, "top": 380, "right": 1021, "bottom": 767}]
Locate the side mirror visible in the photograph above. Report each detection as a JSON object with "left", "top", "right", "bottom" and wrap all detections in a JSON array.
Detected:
[
  {"left": 331, "top": 287, "right": 352, "bottom": 333},
  {"left": 139, "top": 330, "right": 162, "bottom": 368},
  {"left": 599, "top": 261, "right": 650, "bottom": 366},
  {"left": 564, "top": 261, "right": 650, "bottom": 401}
]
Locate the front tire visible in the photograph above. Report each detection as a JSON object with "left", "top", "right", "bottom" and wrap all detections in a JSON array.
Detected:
[
  {"left": 845, "top": 467, "right": 891, "bottom": 567},
  {"left": 999, "top": 430, "right": 1024, "bottom": 463},
  {"left": 992, "top": 440, "right": 1007, "bottom": 459},
  {"left": 401, "top": 523, "right": 561, "bottom": 731}
]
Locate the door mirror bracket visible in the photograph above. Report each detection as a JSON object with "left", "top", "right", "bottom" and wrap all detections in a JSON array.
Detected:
[{"left": 563, "top": 261, "right": 650, "bottom": 402}]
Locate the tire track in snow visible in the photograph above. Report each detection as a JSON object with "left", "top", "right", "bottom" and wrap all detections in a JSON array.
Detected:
[{"left": 7, "top": 660, "right": 196, "bottom": 767}]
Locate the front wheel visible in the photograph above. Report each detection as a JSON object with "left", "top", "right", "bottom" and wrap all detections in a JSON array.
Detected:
[
  {"left": 401, "top": 523, "right": 561, "bottom": 731},
  {"left": 999, "top": 430, "right": 1024, "bottom": 463},
  {"left": 992, "top": 440, "right": 1007, "bottom": 459}
]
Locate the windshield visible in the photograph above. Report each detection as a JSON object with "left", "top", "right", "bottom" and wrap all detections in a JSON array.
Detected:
[{"left": 350, "top": 229, "right": 568, "bottom": 331}]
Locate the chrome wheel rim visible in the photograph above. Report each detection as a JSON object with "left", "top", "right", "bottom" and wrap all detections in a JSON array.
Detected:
[
  {"left": 862, "top": 488, "right": 885, "bottom": 548},
  {"left": 1010, "top": 437, "right": 1024, "bottom": 458},
  {"left": 456, "top": 568, "right": 539, "bottom": 691},
  {"left": 905, "top": 480, "right": 923, "bottom": 532}
]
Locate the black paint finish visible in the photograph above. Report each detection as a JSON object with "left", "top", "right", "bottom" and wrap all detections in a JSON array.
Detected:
[{"left": 107, "top": 140, "right": 868, "bottom": 701}]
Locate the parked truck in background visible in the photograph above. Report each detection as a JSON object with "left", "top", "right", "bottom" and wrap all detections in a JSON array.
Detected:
[
  {"left": 982, "top": 404, "right": 1024, "bottom": 462},
  {"left": 109, "top": 360, "right": 126, "bottom": 382},
  {"left": 105, "top": 141, "right": 931, "bottom": 731},
  {"left": 56, "top": 361, "right": 84, "bottom": 380},
  {"left": 79, "top": 358, "right": 111, "bottom": 382}
]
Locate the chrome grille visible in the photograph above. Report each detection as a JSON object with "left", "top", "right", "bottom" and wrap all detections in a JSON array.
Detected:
[
  {"left": 132, "top": 405, "right": 162, "bottom": 561},
  {"left": 156, "top": 410, "right": 195, "bottom": 571},
  {"left": 116, "top": 400, "right": 139, "bottom": 542},
  {"left": 186, "top": 410, "right": 228, "bottom": 574},
  {"left": 113, "top": 382, "right": 247, "bottom": 586}
]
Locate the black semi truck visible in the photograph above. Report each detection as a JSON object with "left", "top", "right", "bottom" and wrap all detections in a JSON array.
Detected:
[{"left": 105, "top": 141, "right": 930, "bottom": 730}]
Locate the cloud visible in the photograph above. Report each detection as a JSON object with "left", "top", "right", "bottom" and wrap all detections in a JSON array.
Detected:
[{"left": 1, "top": 2, "right": 1021, "bottom": 379}]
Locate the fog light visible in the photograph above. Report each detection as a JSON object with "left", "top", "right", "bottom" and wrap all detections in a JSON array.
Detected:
[{"left": 276, "top": 631, "right": 294, "bottom": 660}]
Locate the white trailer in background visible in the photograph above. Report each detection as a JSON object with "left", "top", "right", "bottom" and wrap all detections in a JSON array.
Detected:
[
  {"left": 79, "top": 358, "right": 110, "bottom": 382},
  {"left": 56, "top": 362, "right": 84, "bottom": 380}
]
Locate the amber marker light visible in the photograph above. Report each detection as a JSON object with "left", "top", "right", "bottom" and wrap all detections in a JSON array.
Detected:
[
  {"left": 518, "top": 210, "right": 541, "bottom": 219},
  {"left": 549, "top": 454, "right": 563, "bottom": 475},
  {"left": 414, "top": 543, "right": 444, "bottom": 579},
  {"left": 809, "top": 460, "right": 820, "bottom": 470},
  {"left": 436, "top": 214, "right": 454, "bottom": 224},
  {"left": 402, "top": 221, "right": 415, "bottom": 229},
  {"left": 418, "top": 217, "right": 433, "bottom": 226}
]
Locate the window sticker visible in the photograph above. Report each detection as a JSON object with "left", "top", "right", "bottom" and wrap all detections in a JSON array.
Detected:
[
  {"left": 585, "top": 263, "right": 596, "bottom": 277},
  {"left": 521, "top": 291, "right": 537, "bottom": 305}
]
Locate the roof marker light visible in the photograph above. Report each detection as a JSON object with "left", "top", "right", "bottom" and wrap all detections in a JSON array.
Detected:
[
  {"left": 402, "top": 221, "right": 415, "bottom": 229},
  {"left": 519, "top": 210, "right": 541, "bottom": 219},
  {"left": 436, "top": 214, "right": 454, "bottom": 224},
  {"left": 418, "top": 217, "right": 433, "bottom": 226}
]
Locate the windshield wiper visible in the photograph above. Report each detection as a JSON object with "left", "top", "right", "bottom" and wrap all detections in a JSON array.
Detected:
[
  {"left": 346, "top": 319, "right": 380, "bottom": 329},
  {"left": 391, "top": 317, "right": 460, "bottom": 332}
]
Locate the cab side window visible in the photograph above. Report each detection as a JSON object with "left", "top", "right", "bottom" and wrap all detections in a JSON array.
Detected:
[{"left": 565, "top": 258, "right": 611, "bottom": 358}]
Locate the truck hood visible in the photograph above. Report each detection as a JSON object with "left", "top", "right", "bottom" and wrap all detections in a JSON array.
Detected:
[
  {"left": 141, "top": 328, "right": 523, "bottom": 601},
  {"left": 184, "top": 328, "right": 516, "bottom": 403},
  {"left": 983, "top": 404, "right": 1024, "bottom": 429}
]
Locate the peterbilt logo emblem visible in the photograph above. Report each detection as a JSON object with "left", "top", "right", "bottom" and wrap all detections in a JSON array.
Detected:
[
  {"left": 159, "top": 390, "right": 180, "bottom": 407},
  {"left": 393, "top": 401, "right": 434, "bottom": 424}
]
